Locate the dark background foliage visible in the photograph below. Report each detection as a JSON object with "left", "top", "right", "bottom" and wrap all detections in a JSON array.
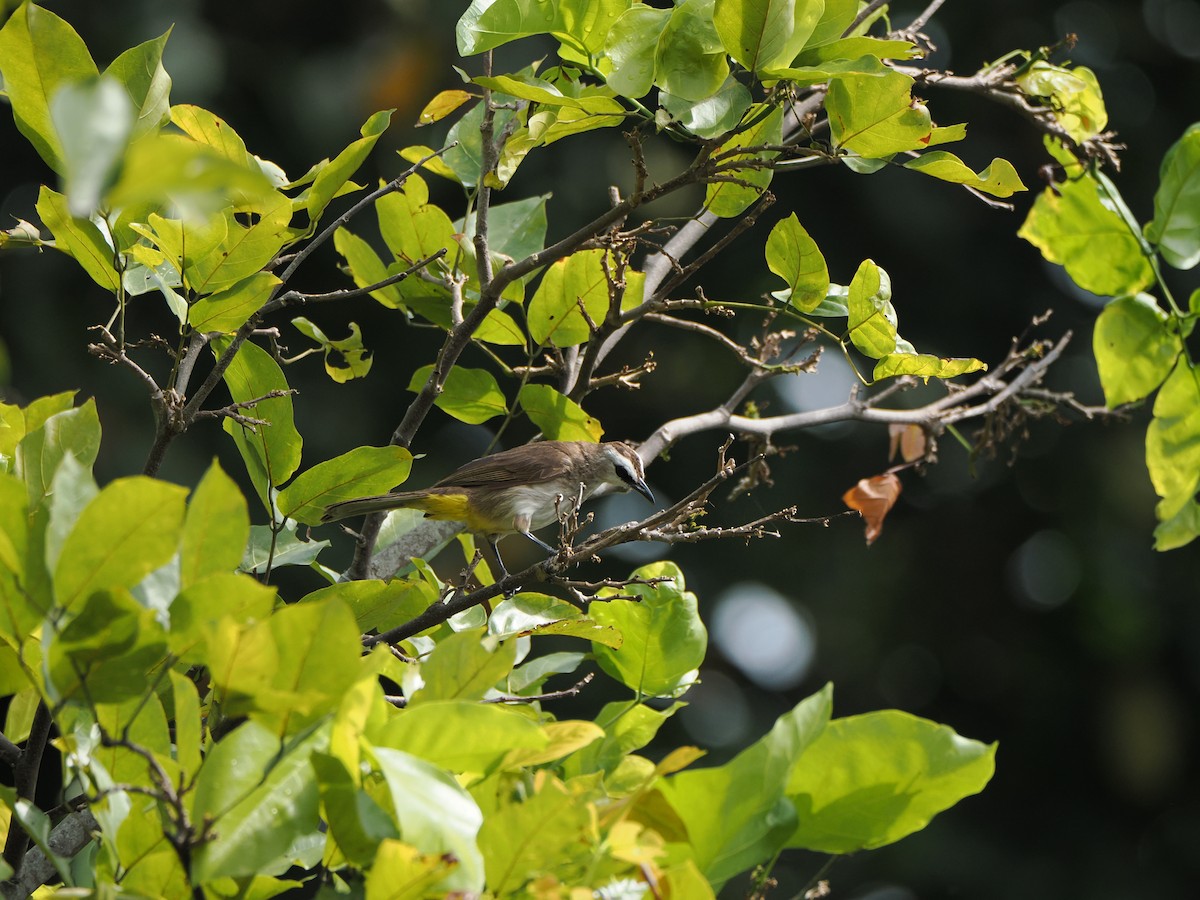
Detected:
[{"left": 2, "top": 1, "right": 1199, "bottom": 897}]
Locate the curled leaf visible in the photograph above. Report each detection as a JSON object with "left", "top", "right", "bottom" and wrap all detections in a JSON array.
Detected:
[
  {"left": 888, "top": 424, "right": 926, "bottom": 463},
  {"left": 842, "top": 473, "right": 901, "bottom": 545}
]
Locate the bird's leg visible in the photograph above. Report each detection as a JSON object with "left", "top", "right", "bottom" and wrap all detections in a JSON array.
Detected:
[
  {"left": 488, "top": 537, "right": 512, "bottom": 583},
  {"left": 520, "top": 530, "right": 557, "bottom": 554}
]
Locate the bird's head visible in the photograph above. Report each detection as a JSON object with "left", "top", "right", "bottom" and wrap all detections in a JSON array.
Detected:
[{"left": 599, "top": 441, "right": 654, "bottom": 504}]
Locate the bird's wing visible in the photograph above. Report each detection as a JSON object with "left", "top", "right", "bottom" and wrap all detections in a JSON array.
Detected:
[{"left": 436, "top": 442, "right": 571, "bottom": 489}]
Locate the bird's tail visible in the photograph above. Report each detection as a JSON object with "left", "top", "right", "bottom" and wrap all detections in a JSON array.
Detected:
[{"left": 321, "top": 491, "right": 427, "bottom": 522}]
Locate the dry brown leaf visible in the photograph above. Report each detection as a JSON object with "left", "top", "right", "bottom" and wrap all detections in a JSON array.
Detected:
[
  {"left": 888, "top": 423, "right": 927, "bottom": 462},
  {"left": 842, "top": 473, "right": 902, "bottom": 545}
]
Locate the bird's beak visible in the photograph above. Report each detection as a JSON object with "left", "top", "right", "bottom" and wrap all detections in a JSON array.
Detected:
[{"left": 633, "top": 478, "right": 655, "bottom": 505}]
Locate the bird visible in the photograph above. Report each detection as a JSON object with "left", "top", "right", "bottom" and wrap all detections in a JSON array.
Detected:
[{"left": 322, "top": 440, "right": 654, "bottom": 578}]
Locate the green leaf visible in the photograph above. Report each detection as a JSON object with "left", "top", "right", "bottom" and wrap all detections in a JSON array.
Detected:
[
  {"left": 370, "top": 746, "right": 485, "bottom": 894},
  {"left": 554, "top": 0, "right": 631, "bottom": 59},
  {"left": 241, "top": 522, "right": 329, "bottom": 574},
  {"left": 766, "top": 213, "right": 829, "bottom": 312},
  {"left": 827, "top": 69, "right": 932, "bottom": 157},
  {"left": 477, "top": 774, "right": 591, "bottom": 895},
  {"left": 1017, "top": 61, "right": 1107, "bottom": 144},
  {"left": 312, "top": 752, "right": 398, "bottom": 867},
  {"left": 527, "top": 247, "right": 623, "bottom": 346},
  {"left": 713, "top": 0, "right": 823, "bottom": 73},
  {"left": 34, "top": 186, "right": 120, "bottom": 292},
  {"left": 365, "top": 840, "right": 460, "bottom": 900},
  {"left": 444, "top": 99, "right": 518, "bottom": 189},
  {"left": 207, "top": 597, "right": 362, "bottom": 735},
  {"left": 517, "top": 384, "right": 604, "bottom": 442},
  {"left": 170, "top": 103, "right": 253, "bottom": 166},
  {"left": 51, "top": 76, "right": 135, "bottom": 217},
  {"left": 1147, "top": 359, "right": 1200, "bottom": 520},
  {"left": 103, "top": 29, "right": 173, "bottom": 140},
  {"left": 166, "top": 572, "right": 276, "bottom": 664},
  {"left": 762, "top": 54, "right": 888, "bottom": 87},
  {"left": 456, "top": 0, "right": 559, "bottom": 55},
  {"left": 872, "top": 353, "right": 987, "bottom": 382},
  {"left": 1018, "top": 175, "right": 1154, "bottom": 297},
  {"left": 43, "top": 452, "right": 98, "bottom": 574},
  {"left": 1153, "top": 498, "right": 1200, "bottom": 551},
  {"left": 54, "top": 476, "right": 187, "bottom": 610},
  {"left": 786, "top": 710, "right": 996, "bottom": 853},
  {"left": 1093, "top": 294, "right": 1182, "bottom": 407},
  {"left": 1146, "top": 123, "right": 1200, "bottom": 270},
  {"left": 180, "top": 461, "right": 250, "bottom": 588},
  {"left": 603, "top": 5, "right": 671, "bottom": 99},
  {"left": 291, "top": 317, "right": 374, "bottom": 384},
  {"left": 375, "top": 700, "right": 546, "bottom": 774},
  {"left": 902, "top": 151, "right": 1027, "bottom": 198},
  {"left": 847, "top": 259, "right": 897, "bottom": 358},
  {"left": 188, "top": 272, "right": 280, "bottom": 333},
  {"left": 488, "top": 593, "right": 619, "bottom": 647},
  {"left": 794, "top": 36, "right": 918, "bottom": 65},
  {"left": 0, "top": 2, "right": 98, "bottom": 173},
  {"left": 215, "top": 337, "right": 303, "bottom": 508},
  {"left": 591, "top": 561, "right": 706, "bottom": 698},
  {"left": 47, "top": 587, "right": 168, "bottom": 704},
  {"left": 170, "top": 670, "right": 203, "bottom": 780},
  {"left": 412, "top": 629, "right": 516, "bottom": 704},
  {"left": 376, "top": 173, "right": 456, "bottom": 268},
  {"left": 192, "top": 722, "right": 327, "bottom": 883},
  {"left": 805, "top": 0, "right": 859, "bottom": 48},
  {"left": 182, "top": 192, "right": 295, "bottom": 294},
  {"left": 278, "top": 445, "right": 413, "bottom": 526},
  {"left": 304, "top": 577, "right": 434, "bottom": 633},
  {"left": 106, "top": 131, "right": 276, "bottom": 219},
  {"left": 459, "top": 193, "right": 550, "bottom": 263},
  {"left": 474, "top": 73, "right": 623, "bottom": 115},
  {"left": 565, "top": 700, "right": 682, "bottom": 777},
  {"left": 307, "top": 109, "right": 393, "bottom": 226},
  {"left": 661, "top": 76, "right": 752, "bottom": 139},
  {"left": 334, "top": 227, "right": 404, "bottom": 309},
  {"left": 14, "top": 398, "right": 101, "bottom": 513},
  {"left": 659, "top": 684, "right": 832, "bottom": 885},
  {"left": 705, "top": 103, "right": 783, "bottom": 218},
  {"left": 656, "top": 0, "right": 729, "bottom": 102},
  {"left": 406, "top": 364, "right": 507, "bottom": 425}
]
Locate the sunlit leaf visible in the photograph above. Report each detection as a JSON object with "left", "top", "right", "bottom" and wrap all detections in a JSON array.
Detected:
[
  {"left": 765, "top": 213, "right": 829, "bottom": 312},
  {"left": 656, "top": 0, "right": 729, "bottom": 102},
  {"left": 518, "top": 384, "right": 603, "bottom": 442},
  {"left": 827, "top": 69, "right": 931, "bottom": 158},
  {"left": 903, "top": 151, "right": 1026, "bottom": 198},
  {"left": 591, "top": 561, "right": 705, "bottom": 698},
  {"left": 1018, "top": 175, "right": 1153, "bottom": 297},
  {"left": 278, "top": 445, "right": 413, "bottom": 526},
  {"left": 712, "top": 0, "right": 823, "bottom": 73},
  {"left": 846, "top": 259, "right": 896, "bottom": 358},
  {"left": 406, "top": 364, "right": 507, "bottom": 425},
  {"left": 872, "top": 352, "right": 987, "bottom": 382},
  {"left": 1146, "top": 122, "right": 1200, "bottom": 270},
  {"left": 659, "top": 684, "right": 832, "bottom": 885},
  {"left": 291, "top": 317, "right": 374, "bottom": 383},
  {"left": 1147, "top": 358, "right": 1200, "bottom": 521},
  {"left": 786, "top": 710, "right": 996, "bottom": 853},
  {"left": 1093, "top": 294, "right": 1182, "bottom": 407},
  {"left": 417, "top": 89, "right": 474, "bottom": 126},
  {"left": 705, "top": 103, "right": 782, "bottom": 218},
  {"left": 34, "top": 187, "right": 120, "bottom": 292},
  {"left": 0, "top": 2, "right": 98, "bottom": 173}
]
